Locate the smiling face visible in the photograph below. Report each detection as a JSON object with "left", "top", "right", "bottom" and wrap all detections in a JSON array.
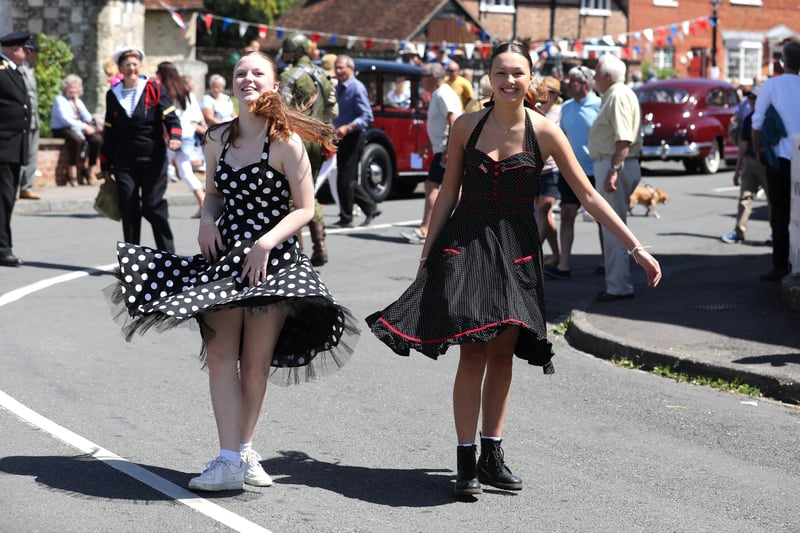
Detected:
[
  {"left": 118, "top": 53, "right": 142, "bottom": 88},
  {"left": 233, "top": 53, "right": 278, "bottom": 105},
  {"left": 489, "top": 51, "right": 533, "bottom": 104}
]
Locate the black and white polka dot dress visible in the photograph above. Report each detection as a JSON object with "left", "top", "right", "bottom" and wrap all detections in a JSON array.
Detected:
[
  {"left": 366, "top": 110, "right": 554, "bottom": 373},
  {"left": 109, "top": 133, "right": 359, "bottom": 385}
]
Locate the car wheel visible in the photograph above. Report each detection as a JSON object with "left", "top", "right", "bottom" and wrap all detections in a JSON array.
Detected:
[
  {"left": 699, "top": 139, "right": 721, "bottom": 174},
  {"left": 360, "top": 143, "right": 393, "bottom": 203},
  {"left": 683, "top": 160, "right": 701, "bottom": 173}
]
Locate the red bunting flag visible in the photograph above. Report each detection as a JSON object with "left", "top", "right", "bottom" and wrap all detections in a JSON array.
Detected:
[
  {"left": 481, "top": 44, "right": 490, "bottom": 59},
  {"left": 258, "top": 24, "right": 267, "bottom": 39},
  {"left": 365, "top": 38, "right": 374, "bottom": 50},
  {"left": 203, "top": 13, "right": 213, "bottom": 31},
  {"left": 696, "top": 18, "right": 707, "bottom": 31},
  {"left": 311, "top": 33, "right": 320, "bottom": 43},
  {"left": 574, "top": 41, "right": 583, "bottom": 53}
]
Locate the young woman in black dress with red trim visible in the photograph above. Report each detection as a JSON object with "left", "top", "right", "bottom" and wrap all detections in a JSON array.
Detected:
[{"left": 367, "top": 42, "right": 661, "bottom": 498}]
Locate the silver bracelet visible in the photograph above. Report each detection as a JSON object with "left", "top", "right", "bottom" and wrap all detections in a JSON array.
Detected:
[{"left": 627, "top": 244, "right": 651, "bottom": 264}]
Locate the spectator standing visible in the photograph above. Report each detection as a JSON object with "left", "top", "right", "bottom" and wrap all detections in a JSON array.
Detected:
[
  {"left": 752, "top": 40, "right": 800, "bottom": 281},
  {"left": 51, "top": 74, "right": 103, "bottom": 186},
  {"left": 18, "top": 35, "right": 39, "bottom": 200},
  {"left": 721, "top": 85, "right": 769, "bottom": 244},
  {"left": 156, "top": 62, "right": 206, "bottom": 218},
  {"left": 400, "top": 63, "right": 461, "bottom": 244},
  {"left": 589, "top": 53, "right": 643, "bottom": 301},
  {"left": 279, "top": 32, "right": 337, "bottom": 266},
  {"left": 465, "top": 74, "right": 492, "bottom": 113},
  {"left": 547, "top": 65, "right": 603, "bottom": 279},
  {"left": 0, "top": 30, "right": 32, "bottom": 267},
  {"left": 445, "top": 61, "right": 474, "bottom": 111},
  {"left": 332, "top": 54, "right": 381, "bottom": 227},
  {"left": 99, "top": 46, "right": 181, "bottom": 253},
  {"left": 201, "top": 74, "right": 236, "bottom": 126},
  {"left": 396, "top": 42, "right": 422, "bottom": 66},
  {"left": 535, "top": 77, "right": 562, "bottom": 269}
]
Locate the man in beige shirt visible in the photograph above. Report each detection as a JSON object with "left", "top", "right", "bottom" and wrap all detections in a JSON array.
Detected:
[{"left": 588, "top": 53, "right": 642, "bottom": 301}]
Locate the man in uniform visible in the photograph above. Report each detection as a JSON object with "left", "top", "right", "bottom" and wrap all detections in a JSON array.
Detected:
[
  {"left": 19, "top": 34, "right": 40, "bottom": 200},
  {"left": 0, "top": 30, "right": 33, "bottom": 267},
  {"left": 279, "top": 32, "right": 335, "bottom": 266}
]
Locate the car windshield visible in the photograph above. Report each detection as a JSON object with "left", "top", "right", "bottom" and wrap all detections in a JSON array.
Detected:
[{"left": 637, "top": 88, "right": 689, "bottom": 104}]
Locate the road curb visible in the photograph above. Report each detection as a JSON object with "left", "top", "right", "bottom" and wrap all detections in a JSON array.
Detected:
[
  {"left": 14, "top": 194, "right": 198, "bottom": 216},
  {"left": 566, "top": 310, "right": 800, "bottom": 405}
]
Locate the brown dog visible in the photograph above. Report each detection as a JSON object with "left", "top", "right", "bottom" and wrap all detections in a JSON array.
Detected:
[{"left": 629, "top": 185, "right": 669, "bottom": 219}]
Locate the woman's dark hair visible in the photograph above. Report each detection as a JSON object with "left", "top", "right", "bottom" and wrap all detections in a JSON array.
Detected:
[
  {"left": 204, "top": 52, "right": 336, "bottom": 152},
  {"left": 156, "top": 61, "right": 189, "bottom": 110},
  {"left": 490, "top": 41, "right": 533, "bottom": 73}
]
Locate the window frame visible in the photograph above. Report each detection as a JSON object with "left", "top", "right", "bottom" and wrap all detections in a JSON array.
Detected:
[
  {"left": 479, "top": 0, "right": 516, "bottom": 14},
  {"left": 580, "top": 0, "right": 612, "bottom": 16}
]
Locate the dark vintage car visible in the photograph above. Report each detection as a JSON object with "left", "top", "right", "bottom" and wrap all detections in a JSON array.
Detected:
[
  {"left": 353, "top": 59, "right": 431, "bottom": 201},
  {"left": 635, "top": 78, "right": 740, "bottom": 174}
]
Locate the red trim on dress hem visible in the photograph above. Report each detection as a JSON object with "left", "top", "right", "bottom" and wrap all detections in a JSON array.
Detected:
[
  {"left": 377, "top": 317, "right": 529, "bottom": 344},
  {"left": 513, "top": 255, "right": 534, "bottom": 264},
  {"left": 443, "top": 248, "right": 460, "bottom": 255}
]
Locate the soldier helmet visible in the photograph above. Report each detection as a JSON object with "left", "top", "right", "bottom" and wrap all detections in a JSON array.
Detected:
[{"left": 282, "top": 32, "right": 310, "bottom": 56}]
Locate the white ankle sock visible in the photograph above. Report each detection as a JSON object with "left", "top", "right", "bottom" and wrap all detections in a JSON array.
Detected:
[
  {"left": 240, "top": 442, "right": 252, "bottom": 454},
  {"left": 457, "top": 443, "right": 476, "bottom": 447},
  {"left": 220, "top": 449, "right": 241, "bottom": 465}
]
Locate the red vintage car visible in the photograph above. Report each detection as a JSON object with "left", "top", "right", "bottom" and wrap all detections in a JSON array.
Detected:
[
  {"left": 354, "top": 59, "right": 431, "bottom": 202},
  {"left": 635, "top": 78, "right": 740, "bottom": 174}
]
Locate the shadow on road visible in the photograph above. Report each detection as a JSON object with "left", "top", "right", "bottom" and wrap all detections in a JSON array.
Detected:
[{"left": 264, "top": 450, "right": 468, "bottom": 507}]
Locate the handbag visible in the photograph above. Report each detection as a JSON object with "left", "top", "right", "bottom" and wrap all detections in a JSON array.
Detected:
[{"left": 94, "top": 178, "right": 121, "bottom": 221}]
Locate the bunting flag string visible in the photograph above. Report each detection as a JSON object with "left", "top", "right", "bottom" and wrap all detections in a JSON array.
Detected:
[
  {"left": 168, "top": 5, "right": 715, "bottom": 62},
  {"left": 193, "top": 9, "right": 497, "bottom": 52}
]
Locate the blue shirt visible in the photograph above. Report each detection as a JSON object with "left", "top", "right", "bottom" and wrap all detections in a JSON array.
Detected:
[
  {"left": 333, "top": 75, "right": 373, "bottom": 131},
  {"left": 560, "top": 91, "right": 601, "bottom": 177}
]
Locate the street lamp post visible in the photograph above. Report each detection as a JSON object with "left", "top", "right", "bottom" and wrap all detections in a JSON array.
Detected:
[{"left": 709, "top": 0, "right": 721, "bottom": 78}]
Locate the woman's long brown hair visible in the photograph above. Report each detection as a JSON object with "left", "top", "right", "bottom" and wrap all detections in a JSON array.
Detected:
[{"left": 204, "top": 52, "right": 336, "bottom": 153}]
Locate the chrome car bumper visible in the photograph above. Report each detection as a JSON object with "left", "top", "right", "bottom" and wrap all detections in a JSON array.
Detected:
[{"left": 640, "top": 141, "right": 712, "bottom": 160}]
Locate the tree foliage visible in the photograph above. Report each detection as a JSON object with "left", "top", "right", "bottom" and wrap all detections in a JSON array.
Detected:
[
  {"left": 198, "top": 0, "right": 297, "bottom": 49},
  {"left": 35, "top": 34, "right": 74, "bottom": 138}
]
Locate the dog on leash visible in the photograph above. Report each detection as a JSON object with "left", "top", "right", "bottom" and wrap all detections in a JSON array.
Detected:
[{"left": 629, "top": 184, "right": 669, "bottom": 219}]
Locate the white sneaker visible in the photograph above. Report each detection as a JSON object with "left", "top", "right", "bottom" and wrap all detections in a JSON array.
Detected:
[
  {"left": 188, "top": 457, "right": 244, "bottom": 491},
  {"left": 241, "top": 449, "right": 273, "bottom": 487}
]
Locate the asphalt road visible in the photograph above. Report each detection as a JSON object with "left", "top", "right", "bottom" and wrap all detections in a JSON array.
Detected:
[{"left": 1, "top": 162, "right": 798, "bottom": 532}]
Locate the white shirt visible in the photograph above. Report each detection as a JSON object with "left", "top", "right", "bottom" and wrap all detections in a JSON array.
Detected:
[
  {"left": 751, "top": 73, "right": 800, "bottom": 160},
  {"left": 426, "top": 83, "right": 462, "bottom": 153}
]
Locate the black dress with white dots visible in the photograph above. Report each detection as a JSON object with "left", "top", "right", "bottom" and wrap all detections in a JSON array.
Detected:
[
  {"left": 366, "top": 109, "right": 555, "bottom": 374},
  {"left": 109, "top": 133, "right": 359, "bottom": 385}
]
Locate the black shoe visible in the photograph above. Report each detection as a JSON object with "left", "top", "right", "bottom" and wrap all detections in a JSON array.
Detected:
[
  {"left": 360, "top": 209, "right": 382, "bottom": 227},
  {"left": 454, "top": 445, "right": 482, "bottom": 497},
  {"left": 595, "top": 290, "right": 634, "bottom": 302},
  {"left": 331, "top": 219, "right": 354, "bottom": 229},
  {"left": 759, "top": 269, "right": 789, "bottom": 282},
  {"left": 477, "top": 437, "right": 522, "bottom": 491},
  {"left": 543, "top": 265, "right": 571, "bottom": 280},
  {"left": 0, "top": 253, "right": 24, "bottom": 267}
]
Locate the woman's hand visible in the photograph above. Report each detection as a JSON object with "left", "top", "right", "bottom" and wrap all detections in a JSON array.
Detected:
[
  {"left": 168, "top": 139, "right": 181, "bottom": 151},
  {"left": 241, "top": 238, "right": 272, "bottom": 287},
  {"left": 198, "top": 222, "right": 224, "bottom": 263},
  {"left": 633, "top": 249, "right": 662, "bottom": 288}
]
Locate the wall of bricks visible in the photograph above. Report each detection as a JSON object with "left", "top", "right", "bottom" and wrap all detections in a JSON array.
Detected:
[{"left": 34, "top": 139, "right": 70, "bottom": 187}]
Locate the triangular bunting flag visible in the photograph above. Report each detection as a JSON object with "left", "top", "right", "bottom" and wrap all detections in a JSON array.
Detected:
[{"left": 464, "top": 42, "right": 475, "bottom": 60}]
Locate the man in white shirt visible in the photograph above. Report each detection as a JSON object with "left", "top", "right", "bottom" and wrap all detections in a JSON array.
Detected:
[
  {"left": 400, "top": 62, "right": 461, "bottom": 243},
  {"left": 751, "top": 41, "right": 800, "bottom": 281}
]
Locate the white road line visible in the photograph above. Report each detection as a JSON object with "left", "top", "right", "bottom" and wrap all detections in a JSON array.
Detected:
[{"left": 0, "top": 265, "right": 271, "bottom": 533}]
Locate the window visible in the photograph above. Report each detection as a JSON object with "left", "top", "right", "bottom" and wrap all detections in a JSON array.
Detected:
[
  {"left": 653, "top": 47, "right": 675, "bottom": 70},
  {"left": 726, "top": 43, "right": 762, "bottom": 84},
  {"left": 653, "top": 0, "right": 679, "bottom": 6},
  {"left": 729, "top": 0, "right": 762, "bottom": 5},
  {"left": 479, "top": 0, "right": 515, "bottom": 13},
  {"left": 580, "top": 0, "right": 611, "bottom": 16}
]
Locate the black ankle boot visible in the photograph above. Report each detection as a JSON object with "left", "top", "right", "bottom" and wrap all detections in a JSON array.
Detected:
[
  {"left": 454, "top": 445, "right": 482, "bottom": 497},
  {"left": 478, "top": 437, "right": 523, "bottom": 490}
]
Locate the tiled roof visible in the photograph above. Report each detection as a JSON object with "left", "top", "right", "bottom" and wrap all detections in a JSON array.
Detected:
[{"left": 275, "top": 0, "right": 466, "bottom": 41}]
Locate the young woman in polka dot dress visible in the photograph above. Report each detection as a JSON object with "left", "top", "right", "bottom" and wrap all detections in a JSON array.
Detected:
[
  {"left": 109, "top": 52, "right": 359, "bottom": 492},
  {"left": 367, "top": 42, "right": 661, "bottom": 498}
]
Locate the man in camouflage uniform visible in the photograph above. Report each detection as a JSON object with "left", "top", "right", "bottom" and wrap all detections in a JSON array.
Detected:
[{"left": 279, "top": 32, "right": 334, "bottom": 267}]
